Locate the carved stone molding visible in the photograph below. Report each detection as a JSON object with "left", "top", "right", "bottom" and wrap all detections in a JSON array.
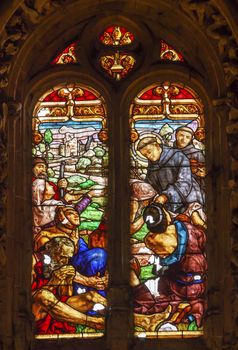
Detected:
[
  {"left": 5, "top": 100, "right": 22, "bottom": 120},
  {"left": 21, "top": 0, "right": 66, "bottom": 24},
  {"left": 0, "top": 0, "right": 71, "bottom": 89},
  {"left": 0, "top": 103, "right": 8, "bottom": 269},
  {"left": 224, "top": 99, "right": 238, "bottom": 349},
  {"left": 0, "top": 101, "right": 21, "bottom": 272},
  {"left": 179, "top": 0, "right": 238, "bottom": 87},
  {"left": 177, "top": 6, "right": 238, "bottom": 347},
  {"left": 175, "top": 4, "right": 238, "bottom": 349}
]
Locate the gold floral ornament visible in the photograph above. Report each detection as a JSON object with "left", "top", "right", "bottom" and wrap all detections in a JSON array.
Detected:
[
  {"left": 52, "top": 42, "right": 78, "bottom": 64},
  {"left": 33, "top": 84, "right": 108, "bottom": 144},
  {"left": 98, "top": 128, "right": 109, "bottom": 143},
  {"left": 129, "top": 82, "right": 204, "bottom": 135},
  {"left": 130, "top": 128, "right": 139, "bottom": 143},
  {"left": 32, "top": 117, "right": 43, "bottom": 145},
  {"left": 100, "top": 25, "right": 134, "bottom": 46},
  {"left": 153, "top": 83, "right": 180, "bottom": 116},
  {"left": 160, "top": 40, "right": 184, "bottom": 62},
  {"left": 100, "top": 52, "right": 135, "bottom": 80}
]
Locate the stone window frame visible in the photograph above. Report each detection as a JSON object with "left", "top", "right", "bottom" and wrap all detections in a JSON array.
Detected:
[{"left": 2, "top": 66, "right": 227, "bottom": 350}]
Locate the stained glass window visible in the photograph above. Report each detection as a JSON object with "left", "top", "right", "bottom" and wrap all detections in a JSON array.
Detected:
[
  {"left": 99, "top": 52, "right": 135, "bottom": 80},
  {"left": 100, "top": 25, "right": 135, "bottom": 46},
  {"left": 34, "top": 24, "right": 206, "bottom": 342},
  {"left": 32, "top": 83, "right": 108, "bottom": 339},
  {"left": 52, "top": 42, "right": 78, "bottom": 64},
  {"left": 160, "top": 40, "right": 184, "bottom": 62},
  {"left": 129, "top": 82, "right": 206, "bottom": 338}
]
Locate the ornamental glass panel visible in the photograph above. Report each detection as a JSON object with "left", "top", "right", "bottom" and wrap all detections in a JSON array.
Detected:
[
  {"left": 129, "top": 82, "right": 206, "bottom": 338},
  {"left": 52, "top": 42, "right": 78, "bottom": 64},
  {"left": 99, "top": 52, "right": 135, "bottom": 80},
  {"left": 160, "top": 40, "right": 184, "bottom": 62},
  {"left": 32, "top": 83, "right": 108, "bottom": 339},
  {"left": 99, "top": 25, "right": 135, "bottom": 46}
]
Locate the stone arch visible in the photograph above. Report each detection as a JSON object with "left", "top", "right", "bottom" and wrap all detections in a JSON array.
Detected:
[{"left": 2, "top": 1, "right": 227, "bottom": 98}]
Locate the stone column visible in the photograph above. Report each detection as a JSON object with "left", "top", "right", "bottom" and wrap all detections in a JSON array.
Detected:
[
  {"left": 225, "top": 94, "right": 238, "bottom": 349},
  {"left": 205, "top": 99, "right": 232, "bottom": 350},
  {"left": 0, "top": 101, "right": 8, "bottom": 350},
  {"left": 0, "top": 100, "right": 33, "bottom": 350},
  {"left": 105, "top": 103, "right": 132, "bottom": 350}
]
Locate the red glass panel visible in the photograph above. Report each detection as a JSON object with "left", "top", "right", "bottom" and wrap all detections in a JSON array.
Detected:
[
  {"left": 43, "top": 87, "right": 98, "bottom": 102},
  {"left": 139, "top": 84, "right": 195, "bottom": 101},
  {"left": 140, "top": 88, "right": 162, "bottom": 101},
  {"left": 100, "top": 25, "right": 135, "bottom": 46},
  {"left": 160, "top": 40, "right": 184, "bottom": 62},
  {"left": 52, "top": 42, "right": 78, "bottom": 64},
  {"left": 43, "top": 90, "right": 67, "bottom": 102}
]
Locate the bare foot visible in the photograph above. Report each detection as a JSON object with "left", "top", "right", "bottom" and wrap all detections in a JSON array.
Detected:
[
  {"left": 135, "top": 304, "right": 172, "bottom": 331},
  {"left": 86, "top": 316, "right": 105, "bottom": 330}
]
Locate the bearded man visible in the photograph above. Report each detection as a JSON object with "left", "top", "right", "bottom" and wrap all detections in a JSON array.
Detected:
[
  {"left": 32, "top": 157, "right": 103, "bottom": 233},
  {"left": 34, "top": 206, "right": 108, "bottom": 294},
  {"left": 32, "top": 237, "right": 107, "bottom": 334}
]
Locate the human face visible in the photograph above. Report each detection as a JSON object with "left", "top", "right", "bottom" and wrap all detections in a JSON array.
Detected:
[
  {"left": 139, "top": 143, "right": 162, "bottom": 162},
  {"left": 33, "top": 163, "right": 47, "bottom": 178},
  {"left": 65, "top": 209, "right": 80, "bottom": 226},
  {"left": 176, "top": 130, "right": 192, "bottom": 149},
  {"left": 54, "top": 244, "right": 74, "bottom": 266}
]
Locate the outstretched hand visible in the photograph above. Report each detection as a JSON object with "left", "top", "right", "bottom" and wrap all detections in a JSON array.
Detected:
[
  {"left": 74, "top": 271, "right": 109, "bottom": 290},
  {"left": 58, "top": 178, "right": 68, "bottom": 189}
]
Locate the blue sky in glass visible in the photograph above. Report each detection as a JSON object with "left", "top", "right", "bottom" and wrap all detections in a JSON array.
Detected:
[
  {"left": 39, "top": 120, "right": 102, "bottom": 131},
  {"left": 135, "top": 119, "right": 194, "bottom": 131}
]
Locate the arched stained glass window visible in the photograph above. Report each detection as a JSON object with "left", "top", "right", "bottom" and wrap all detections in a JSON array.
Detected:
[
  {"left": 28, "top": 17, "right": 209, "bottom": 345},
  {"left": 129, "top": 82, "right": 206, "bottom": 339},
  {"left": 32, "top": 83, "right": 108, "bottom": 339}
]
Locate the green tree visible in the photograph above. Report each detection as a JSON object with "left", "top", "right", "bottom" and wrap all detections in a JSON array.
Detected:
[
  {"left": 44, "top": 129, "right": 53, "bottom": 161},
  {"left": 44, "top": 129, "right": 53, "bottom": 144}
]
